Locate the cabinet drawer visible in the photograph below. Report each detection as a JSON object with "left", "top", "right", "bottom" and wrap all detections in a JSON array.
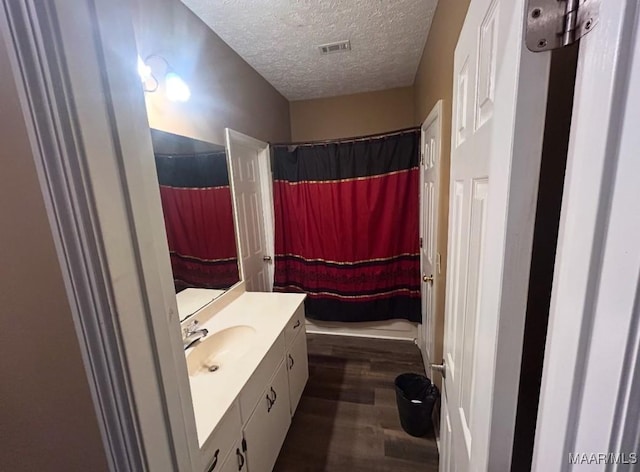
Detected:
[
  {"left": 243, "top": 361, "right": 291, "bottom": 472},
  {"left": 218, "top": 439, "right": 247, "bottom": 472},
  {"left": 239, "top": 333, "right": 285, "bottom": 422},
  {"left": 201, "top": 401, "right": 242, "bottom": 472},
  {"left": 284, "top": 305, "right": 305, "bottom": 347},
  {"left": 287, "top": 330, "right": 309, "bottom": 415}
]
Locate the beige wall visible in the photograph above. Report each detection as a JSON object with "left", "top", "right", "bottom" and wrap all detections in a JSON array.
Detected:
[
  {"left": 132, "top": 0, "right": 291, "bottom": 146},
  {"left": 414, "top": 0, "right": 470, "bottom": 379},
  {"left": 289, "top": 86, "right": 415, "bottom": 142},
  {"left": 0, "top": 36, "right": 108, "bottom": 472}
]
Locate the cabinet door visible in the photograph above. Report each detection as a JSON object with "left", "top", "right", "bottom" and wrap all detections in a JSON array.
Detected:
[
  {"left": 202, "top": 402, "right": 242, "bottom": 472},
  {"left": 286, "top": 330, "right": 308, "bottom": 415},
  {"left": 218, "top": 440, "right": 247, "bottom": 472},
  {"left": 284, "top": 305, "right": 305, "bottom": 347},
  {"left": 243, "top": 361, "right": 291, "bottom": 472}
]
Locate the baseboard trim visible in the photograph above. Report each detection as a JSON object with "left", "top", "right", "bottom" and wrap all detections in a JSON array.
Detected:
[
  {"left": 306, "top": 328, "right": 416, "bottom": 342},
  {"left": 305, "top": 318, "right": 418, "bottom": 341}
]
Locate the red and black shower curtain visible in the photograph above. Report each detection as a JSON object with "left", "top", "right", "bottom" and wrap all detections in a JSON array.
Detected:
[
  {"left": 272, "top": 129, "right": 421, "bottom": 323},
  {"left": 155, "top": 151, "right": 239, "bottom": 291}
]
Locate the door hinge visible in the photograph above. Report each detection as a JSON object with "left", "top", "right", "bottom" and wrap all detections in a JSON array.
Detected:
[
  {"left": 420, "top": 152, "right": 424, "bottom": 166},
  {"left": 242, "top": 438, "right": 247, "bottom": 452},
  {"left": 525, "top": 0, "right": 599, "bottom": 52},
  {"left": 419, "top": 237, "right": 423, "bottom": 248}
]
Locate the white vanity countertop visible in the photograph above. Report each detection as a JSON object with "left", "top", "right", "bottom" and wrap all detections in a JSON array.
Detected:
[
  {"left": 177, "top": 288, "right": 225, "bottom": 322},
  {"left": 187, "top": 291, "right": 306, "bottom": 447}
]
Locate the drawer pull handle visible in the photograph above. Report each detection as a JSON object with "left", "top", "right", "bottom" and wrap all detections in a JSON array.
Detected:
[
  {"left": 288, "top": 354, "right": 295, "bottom": 369},
  {"left": 266, "top": 394, "right": 274, "bottom": 412},
  {"left": 207, "top": 449, "right": 220, "bottom": 471},
  {"left": 236, "top": 448, "right": 245, "bottom": 470},
  {"left": 293, "top": 319, "right": 301, "bottom": 329},
  {"left": 270, "top": 386, "right": 277, "bottom": 403}
]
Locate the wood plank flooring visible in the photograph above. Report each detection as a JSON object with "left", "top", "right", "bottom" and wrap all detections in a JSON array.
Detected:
[{"left": 274, "top": 334, "right": 439, "bottom": 472}]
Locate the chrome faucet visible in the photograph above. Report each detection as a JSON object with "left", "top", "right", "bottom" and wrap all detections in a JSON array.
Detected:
[{"left": 182, "top": 319, "right": 208, "bottom": 350}]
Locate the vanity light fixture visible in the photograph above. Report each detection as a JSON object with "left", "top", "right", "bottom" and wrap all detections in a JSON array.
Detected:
[
  {"left": 165, "top": 71, "right": 191, "bottom": 102},
  {"left": 137, "top": 55, "right": 152, "bottom": 83},
  {"left": 137, "top": 54, "right": 191, "bottom": 102}
]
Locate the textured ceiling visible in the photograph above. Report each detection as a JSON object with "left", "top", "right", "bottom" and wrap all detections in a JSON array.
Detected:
[{"left": 180, "top": 0, "right": 439, "bottom": 100}]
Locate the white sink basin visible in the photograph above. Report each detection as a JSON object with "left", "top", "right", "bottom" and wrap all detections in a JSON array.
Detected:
[{"left": 186, "top": 325, "right": 256, "bottom": 377}]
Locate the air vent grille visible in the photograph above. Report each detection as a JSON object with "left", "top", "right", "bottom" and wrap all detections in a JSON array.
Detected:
[{"left": 318, "top": 40, "right": 351, "bottom": 55}]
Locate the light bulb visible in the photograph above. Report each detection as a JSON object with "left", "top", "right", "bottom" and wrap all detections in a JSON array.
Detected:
[
  {"left": 137, "top": 56, "right": 151, "bottom": 83},
  {"left": 165, "top": 72, "right": 191, "bottom": 102}
]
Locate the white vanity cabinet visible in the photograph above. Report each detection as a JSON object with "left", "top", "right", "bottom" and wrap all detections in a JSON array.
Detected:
[
  {"left": 218, "top": 439, "right": 247, "bottom": 472},
  {"left": 284, "top": 305, "right": 305, "bottom": 345},
  {"left": 242, "top": 361, "right": 291, "bottom": 472},
  {"left": 194, "top": 294, "right": 309, "bottom": 472},
  {"left": 286, "top": 325, "right": 309, "bottom": 414},
  {"left": 236, "top": 307, "right": 308, "bottom": 472},
  {"left": 284, "top": 305, "right": 308, "bottom": 414},
  {"left": 202, "top": 403, "right": 242, "bottom": 472}
]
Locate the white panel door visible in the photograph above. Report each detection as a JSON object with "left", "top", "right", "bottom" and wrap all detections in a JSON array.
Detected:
[
  {"left": 225, "top": 129, "right": 274, "bottom": 292},
  {"left": 420, "top": 101, "right": 442, "bottom": 371},
  {"left": 441, "top": 1, "right": 550, "bottom": 470}
]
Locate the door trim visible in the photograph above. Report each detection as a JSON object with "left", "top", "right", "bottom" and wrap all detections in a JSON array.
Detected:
[
  {"left": 419, "top": 99, "right": 443, "bottom": 374},
  {"left": 532, "top": 0, "right": 640, "bottom": 468},
  {"left": 0, "top": 1, "right": 200, "bottom": 470},
  {"left": 259, "top": 145, "right": 276, "bottom": 290}
]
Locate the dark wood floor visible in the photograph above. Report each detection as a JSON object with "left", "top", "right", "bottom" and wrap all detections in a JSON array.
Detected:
[{"left": 274, "top": 334, "right": 439, "bottom": 472}]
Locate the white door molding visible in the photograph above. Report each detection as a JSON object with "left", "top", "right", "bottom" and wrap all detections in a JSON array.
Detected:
[
  {"left": 419, "top": 100, "right": 443, "bottom": 373},
  {"left": 0, "top": 1, "right": 199, "bottom": 470},
  {"left": 533, "top": 1, "right": 640, "bottom": 469}
]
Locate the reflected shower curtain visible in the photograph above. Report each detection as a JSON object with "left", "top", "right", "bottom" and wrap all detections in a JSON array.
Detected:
[
  {"left": 155, "top": 151, "right": 239, "bottom": 290},
  {"left": 272, "top": 129, "right": 421, "bottom": 322}
]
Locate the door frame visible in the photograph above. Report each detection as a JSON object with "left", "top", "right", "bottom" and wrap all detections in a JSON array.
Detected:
[
  {"left": 532, "top": 0, "right": 640, "bottom": 468},
  {"left": 0, "top": 0, "right": 199, "bottom": 470},
  {"left": 418, "top": 100, "right": 443, "bottom": 373},
  {"left": 225, "top": 128, "right": 275, "bottom": 290}
]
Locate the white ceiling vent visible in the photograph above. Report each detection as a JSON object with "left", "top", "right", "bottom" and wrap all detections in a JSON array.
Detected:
[{"left": 318, "top": 40, "right": 351, "bottom": 55}]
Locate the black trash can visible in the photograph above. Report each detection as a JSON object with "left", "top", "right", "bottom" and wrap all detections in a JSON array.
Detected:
[{"left": 394, "top": 373, "right": 439, "bottom": 437}]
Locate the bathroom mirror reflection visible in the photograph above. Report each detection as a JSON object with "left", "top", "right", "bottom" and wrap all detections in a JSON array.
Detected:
[{"left": 151, "top": 129, "right": 241, "bottom": 322}]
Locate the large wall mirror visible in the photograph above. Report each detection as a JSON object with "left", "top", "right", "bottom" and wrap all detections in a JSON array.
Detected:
[{"left": 151, "top": 129, "right": 241, "bottom": 322}]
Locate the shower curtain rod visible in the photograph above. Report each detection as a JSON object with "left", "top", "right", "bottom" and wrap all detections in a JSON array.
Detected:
[{"left": 270, "top": 126, "right": 420, "bottom": 148}]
